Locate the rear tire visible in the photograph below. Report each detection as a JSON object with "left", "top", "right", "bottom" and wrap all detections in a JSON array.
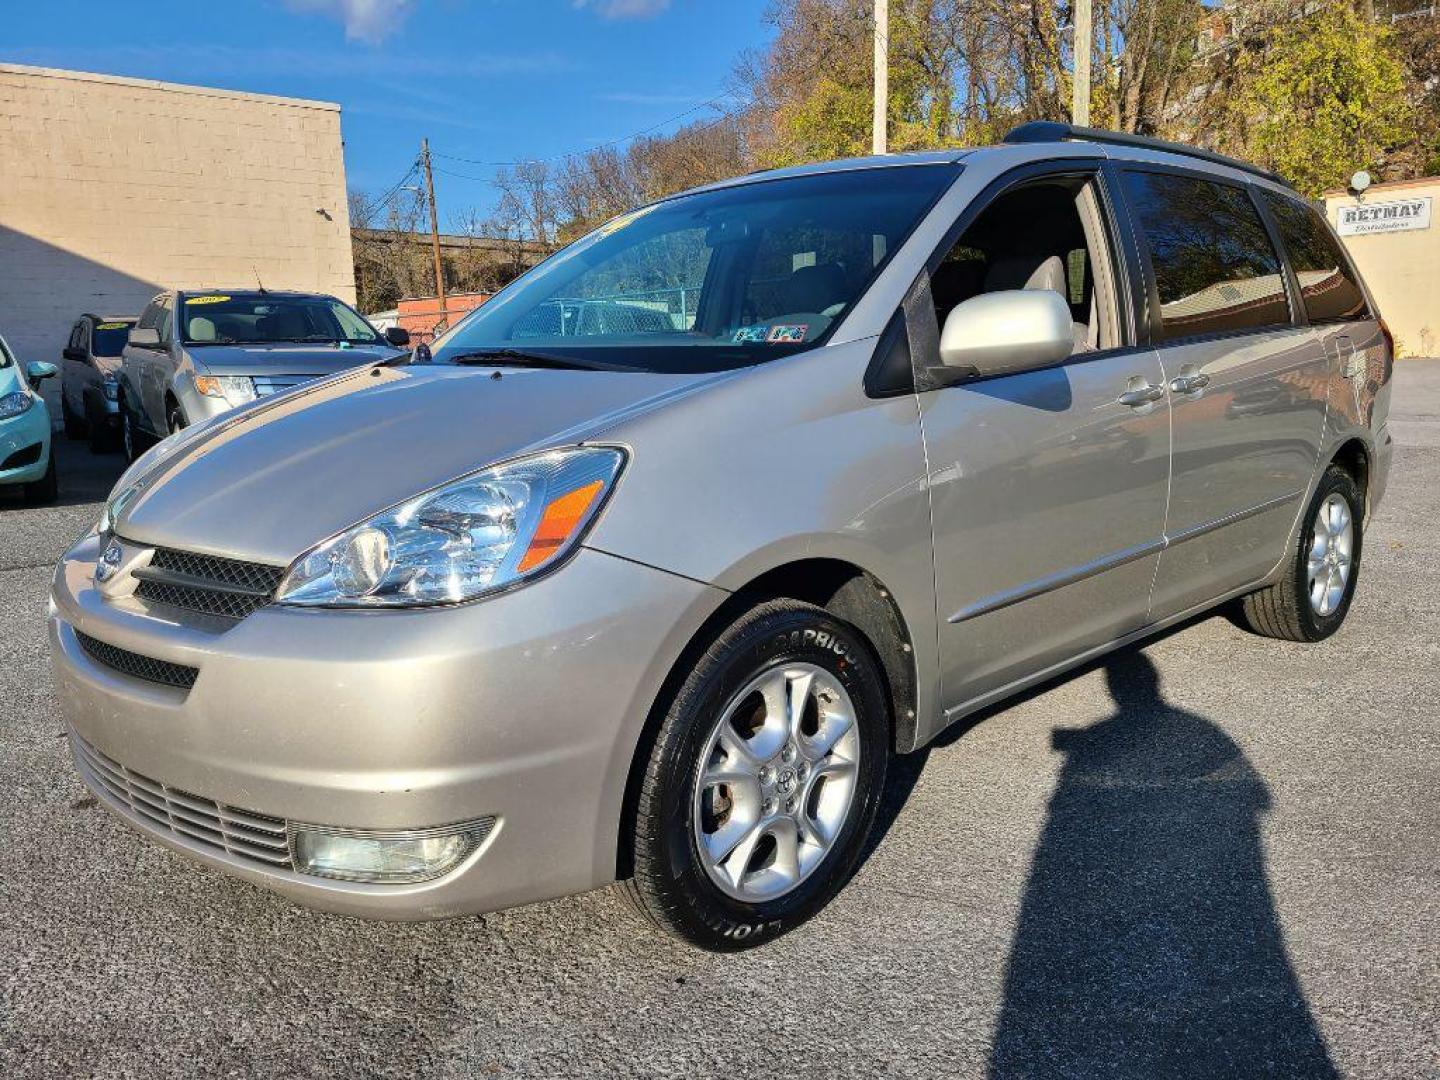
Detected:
[
  {"left": 623, "top": 600, "right": 890, "bottom": 951},
  {"left": 1237, "top": 465, "right": 1363, "bottom": 642}
]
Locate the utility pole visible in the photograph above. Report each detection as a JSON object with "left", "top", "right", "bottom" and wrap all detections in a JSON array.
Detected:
[
  {"left": 872, "top": 0, "right": 888, "bottom": 155},
  {"left": 419, "top": 138, "right": 447, "bottom": 332},
  {"left": 1071, "top": 0, "right": 1092, "bottom": 127}
]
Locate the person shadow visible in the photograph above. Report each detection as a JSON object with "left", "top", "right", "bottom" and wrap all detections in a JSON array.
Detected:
[{"left": 988, "top": 650, "right": 1339, "bottom": 1079}]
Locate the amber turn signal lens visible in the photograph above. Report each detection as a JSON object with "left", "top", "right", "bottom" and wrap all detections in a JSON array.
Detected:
[{"left": 517, "top": 480, "right": 605, "bottom": 573}]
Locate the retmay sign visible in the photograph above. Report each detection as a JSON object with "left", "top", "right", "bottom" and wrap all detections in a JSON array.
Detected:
[{"left": 1336, "top": 196, "right": 1431, "bottom": 236}]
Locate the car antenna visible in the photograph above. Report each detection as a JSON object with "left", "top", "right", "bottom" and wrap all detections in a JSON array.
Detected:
[{"left": 252, "top": 266, "right": 268, "bottom": 295}]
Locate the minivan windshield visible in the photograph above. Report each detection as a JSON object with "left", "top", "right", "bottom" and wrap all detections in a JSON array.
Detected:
[
  {"left": 429, "top": 165, "right": 958, "bottom": 374},
  {"left": 181, "top": 293, "right": 384, "bottom": 346}
]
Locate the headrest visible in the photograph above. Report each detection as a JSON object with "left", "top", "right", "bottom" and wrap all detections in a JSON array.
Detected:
[
  {"left": 778, "top": 263, "right": 847, "bottom": 315},
  {"left": 984, "top": 254, "right": 1068, "bottom": 295},
  {"left": 188, "top": 316, "right": 216, "bottom": 342}
]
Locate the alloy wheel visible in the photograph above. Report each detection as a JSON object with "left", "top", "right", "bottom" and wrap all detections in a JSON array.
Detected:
[
  {"left": 691, "top": 662, "right": 861, "bottom": 903},
  {"left": 1307, "top": 492, "right": 1354, "bottom": 617}
]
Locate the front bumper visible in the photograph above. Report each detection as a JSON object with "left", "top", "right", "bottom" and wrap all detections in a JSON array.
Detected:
[
  {"left": 50, "top": 533, "right": 723, "bottom": 919},
  {"left": 0, "top": 404, "right": 51, "bottom": 486}
]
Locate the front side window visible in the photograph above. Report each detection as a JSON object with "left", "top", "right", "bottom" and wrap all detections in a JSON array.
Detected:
[
  {"left": 1123, "top": 171, "right": 1290, "bottom": 341},
  {"left": 180, "top": 293, "right": 384, "bottom": 346},
  {"left": 1260, "top": 193, "right": 1370, "bottom": 324},
  {"left": 156, "top": 298, "right": 174, "bottom": 346},
  {"left": 432, "top": 166, "right": 958, "bottom": 374}
]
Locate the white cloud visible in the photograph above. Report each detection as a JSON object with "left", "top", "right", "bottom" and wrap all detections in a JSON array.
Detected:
[
  {"left": 573, "top": 0, "right": 672, "bottom": 20},
  {"left": 286, "top": 0, "right": 416, "bottom": 44}
]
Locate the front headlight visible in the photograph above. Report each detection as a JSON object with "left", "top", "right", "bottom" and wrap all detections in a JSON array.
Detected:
[
  {"left": 194, "top": 374, "right": 256, "bottom": 408},
  {"left": 0, "top": 391, "right": 33, "bottom": 420},
  {"left": 275, "top": 446, "right": 625, "bottom": 607}
]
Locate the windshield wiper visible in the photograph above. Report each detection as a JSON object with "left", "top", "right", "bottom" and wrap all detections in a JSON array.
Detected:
[{"left": 444, "top": 348, "right": 638, "bottom": 372}]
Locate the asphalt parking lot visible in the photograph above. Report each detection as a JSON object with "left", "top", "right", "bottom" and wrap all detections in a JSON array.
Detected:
[{"left": 2, "top": 365, "right": 1437, "bottom": 1079}]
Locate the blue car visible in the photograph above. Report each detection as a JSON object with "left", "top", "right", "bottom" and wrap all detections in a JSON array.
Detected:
[{"left": 0, "top": 331, "right": 58, "bottom": 503}]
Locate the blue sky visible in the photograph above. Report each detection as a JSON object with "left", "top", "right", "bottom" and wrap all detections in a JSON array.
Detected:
[{"left": 1, "top": 0, "right": 771, "bottom": 221}]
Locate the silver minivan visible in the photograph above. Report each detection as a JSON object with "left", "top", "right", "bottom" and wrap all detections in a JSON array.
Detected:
[{"left": 50, "top": 124, "right": 1393, "bottom": 950}]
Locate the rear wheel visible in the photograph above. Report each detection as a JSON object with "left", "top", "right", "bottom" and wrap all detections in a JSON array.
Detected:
[
  {"left": 624, "top": 600, "right": 890, "bottom": 950},
  {"left": 1237, "top": 464, "right": 1363, "bottom": 642},
  {"left": 120, "top": 399, "right": 152, "bottom": 463}
]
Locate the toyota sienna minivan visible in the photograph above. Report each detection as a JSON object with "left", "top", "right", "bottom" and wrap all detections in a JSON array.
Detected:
[{"left": 50, "top": 123, "right": 1393, "bottom": 950}]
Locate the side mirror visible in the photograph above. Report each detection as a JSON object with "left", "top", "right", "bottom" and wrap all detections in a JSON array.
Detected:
[
  {"left": 127, "top": 327, "right": 160, "bottom": 348},
  {"left": 26, "top": 361, "right": 58, "bottom": 383},
  {"left": 938, "top": 290, "right": 1074, "bottom": 380},
  {"left": 384, "top": 326, "right": 410, "bottom": 347}
]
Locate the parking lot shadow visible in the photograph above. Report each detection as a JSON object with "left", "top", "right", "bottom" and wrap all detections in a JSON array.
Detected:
[{"left": 989, "top": 651, "right": 1338, "bottom": 1079}]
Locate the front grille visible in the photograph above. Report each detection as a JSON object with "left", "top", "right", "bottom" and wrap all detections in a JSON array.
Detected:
[
  {"left": 71, "top": 733, "right": 294, "bottom": 869},
  {"left": 75, "top": 629, "right": 199, "bottom": 690},
  {"left": 132, "top": 545, "right": 285, "bottom": 621}
]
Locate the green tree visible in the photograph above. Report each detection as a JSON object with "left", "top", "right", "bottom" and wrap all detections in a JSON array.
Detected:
[{"left": 1229, "top": 7, "right": 1412, "bottom": 196}]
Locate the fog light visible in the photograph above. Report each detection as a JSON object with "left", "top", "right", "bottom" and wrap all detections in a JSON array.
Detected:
[{"left": 289, "top": 820, "right": 493, "bottom": 883}]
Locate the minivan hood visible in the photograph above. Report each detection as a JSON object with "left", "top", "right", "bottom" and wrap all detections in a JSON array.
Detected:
[
  {"left": 113, "top": 363, "right": 721, "bottom": 565},
  {"left": 187, "top": 342, "right": 402, "bottom": 376}
]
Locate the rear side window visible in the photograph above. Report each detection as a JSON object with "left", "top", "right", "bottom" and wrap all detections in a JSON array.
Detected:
[
  {"left": 1122, "top": 171, "right": 1290, "bottom": 341},
  {"left": 1259, "top": 193, "right": 1370, "bottom": 323}
]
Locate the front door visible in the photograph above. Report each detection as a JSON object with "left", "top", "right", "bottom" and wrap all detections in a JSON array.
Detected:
[
  {"left": 1117, "top": 169, "right": 1330, "bottom": 619},
  {"left": 918, "top": 167, "right": 1172, "bottom": 717}
]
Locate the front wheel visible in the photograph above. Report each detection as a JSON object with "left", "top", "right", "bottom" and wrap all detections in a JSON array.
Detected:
[
  {"left": 624, "top": 600, "right": 890, "bottom": 950},
  {"left": 1237, "top": 464, "right": 1363, "bottom": 642}
]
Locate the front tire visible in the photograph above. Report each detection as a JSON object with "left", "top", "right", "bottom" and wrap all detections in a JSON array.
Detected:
[
  {"left": 1237, "top": 464, "right": 1363, "bottom": 642},
  {"left": 624, "top": 600, "right": 890, "bottom": 950}
]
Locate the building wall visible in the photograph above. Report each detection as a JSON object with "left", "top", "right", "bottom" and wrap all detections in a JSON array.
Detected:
[
  {"left": 1324, "top": 177, "right": 1440, "bottom": 358},
  {"left": 396, "top": 292, "right": 492, "bottom": 344},
  {"left": 0, "top": 63, "right": 354, "bottom": 397}
]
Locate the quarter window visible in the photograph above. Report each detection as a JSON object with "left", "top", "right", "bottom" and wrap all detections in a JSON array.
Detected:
[
  {"left": 1123, "top": 171, "right": 1290, "bottom": 341},
  {"left": 1260, "top": 192, "right": 1370, "bottom": 323}
]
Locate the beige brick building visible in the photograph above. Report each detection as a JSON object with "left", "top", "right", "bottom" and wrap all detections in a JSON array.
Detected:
[
  {"left": 1324, "top": 177, "right": 1440, "bottom": 358},
  {"left": 0, "top": 62, "right": 354, "bottom": 397}
]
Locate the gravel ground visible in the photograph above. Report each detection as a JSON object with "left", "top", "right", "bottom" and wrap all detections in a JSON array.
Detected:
[{"left": 1, "top": 364, "right": 1437, "bottom": 1079}]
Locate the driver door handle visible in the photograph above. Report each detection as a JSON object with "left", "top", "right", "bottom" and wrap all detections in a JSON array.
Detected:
[
  {"left": 1118, "top": 383, "right": 1165, "bottom": 407},
  {"left": 1170, "top": 369, "right": 1211, "bottom": 394}
]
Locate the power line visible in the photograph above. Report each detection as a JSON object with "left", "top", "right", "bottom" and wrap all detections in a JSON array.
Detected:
[{"left": 429, "top": 89, "right": 751, "bottom": 170}]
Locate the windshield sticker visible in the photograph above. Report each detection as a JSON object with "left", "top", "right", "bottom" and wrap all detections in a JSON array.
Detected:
[
  {"left": 185, "top": 295, "right": 230, "bottom": 305},
  {"left": 766, "top": 324, "right": 808, "bottom": 343},
  {"left": 96, "top": 322, "right": 130, "bottom": 330},
  {"left": 732, "top": 325, "right": 769, "bottom": 343}
]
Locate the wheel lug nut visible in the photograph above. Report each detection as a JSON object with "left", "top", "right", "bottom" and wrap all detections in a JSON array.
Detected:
[
  {"left": 784, "top": 797, "right": 797, "bottom": 814},
  {"left": 782, "top": 743, "right": 797, "bottom": 763},
  {"left": 763, "top": 797, "right": 778, "bottom": 816},
  {"left": 759, "top": 766, "right": 774, "bottom": 785}
]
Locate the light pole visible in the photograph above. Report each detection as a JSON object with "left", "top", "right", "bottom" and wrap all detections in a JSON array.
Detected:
[
  {"left": 1072, "top": 0, "right": 1092, "bottom": 127},
  {"left": 873, "top": 0, "right": 888, "bottom": 155}
]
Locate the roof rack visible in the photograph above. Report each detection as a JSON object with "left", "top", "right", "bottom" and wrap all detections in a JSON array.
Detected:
[{"left": 1003, "top": 121, "right": 1294, "bottom": 189}]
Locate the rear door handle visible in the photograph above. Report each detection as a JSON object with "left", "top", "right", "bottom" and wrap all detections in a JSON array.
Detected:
[{"left": 1118, "top": 383, "right": 1165, "bottom": 407}]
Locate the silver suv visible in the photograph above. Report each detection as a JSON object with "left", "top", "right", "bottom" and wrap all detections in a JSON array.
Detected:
[
  {"left": 50, "top": 124, "right": 1392, "bottom": 950},
  {"left": 116, "top": 289, "right": 408, "bottom": 461}
]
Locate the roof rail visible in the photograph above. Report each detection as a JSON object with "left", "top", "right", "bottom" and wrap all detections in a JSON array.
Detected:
[{"left": 1003, "top": 121, "right": 1294, "bottom": 189}]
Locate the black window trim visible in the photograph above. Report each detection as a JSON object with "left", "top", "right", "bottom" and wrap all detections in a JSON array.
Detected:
[
  {"left": 1116, "top": 160, "right": 1303, "bottom": 350},
  {"left": 1255, "top": 187, "right": 1374, "bottom": 327},
  {"left": 866, "top": 156, "right": 1152, "bottom": 397}
]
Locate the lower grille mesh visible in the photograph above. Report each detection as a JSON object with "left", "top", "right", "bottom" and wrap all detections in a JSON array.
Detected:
[
  {"left": 71, "top": 733, "right": 295, "bottom": 869},
  {"left": 75, "top": 630, "right": 199, "bottom": 690}
]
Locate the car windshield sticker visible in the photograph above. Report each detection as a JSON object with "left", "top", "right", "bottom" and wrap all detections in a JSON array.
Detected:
[
  {"left": 96, "top": 322, "right": 130, "bottom": 330},
  {"left": 766, "top": 324, "right": 808, "bottom": 343},
  {"left": 185, "top": 295, "right": 230, "bottom": 305},
  {"left": 732, "top": 325, "right": 769, "bottom": 343}
]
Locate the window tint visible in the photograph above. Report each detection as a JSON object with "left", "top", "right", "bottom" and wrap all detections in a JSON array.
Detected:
[
  {"left": 1123, "top": 171, "right": 1290, "bottom": 341},
  {"left": 1260, "top": 193, "right": 1369, "bottom": 323},
  {"left": 136, "top": 300, "right": 161, "bottom": 331},
  {"left": 156, "top": 298, "right": 174, "bottom": 346}
]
